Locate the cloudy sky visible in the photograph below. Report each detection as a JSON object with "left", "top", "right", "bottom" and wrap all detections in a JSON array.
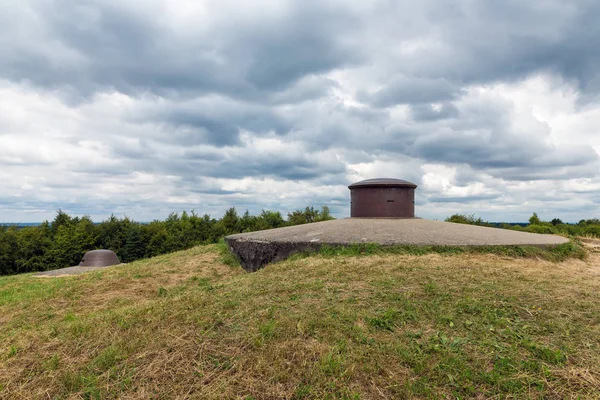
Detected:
[{"left": 1, "top": 0, "right": 600, "bottom": 223}]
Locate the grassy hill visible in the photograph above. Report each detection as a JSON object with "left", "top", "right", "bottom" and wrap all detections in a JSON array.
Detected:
[{"left": 1, "top": 243, "right": 599, "bottom": 399}]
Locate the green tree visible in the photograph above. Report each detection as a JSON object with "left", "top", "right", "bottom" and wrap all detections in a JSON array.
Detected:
[
  {"left": 50, "top": 209, "right": 74, "bottom": 236},
  {"left": 123, "top": 225, "right": 146, "bottom": 262},
  {"left": 145, "top": 226, "right": 169, "bottom": 258},
  {"left": 316, "top": 206, "right": 334, "bottom": 222},
  {"left": 221, "top": 207, "right": 240, "bottom": 235},
  {"left": 529, "top": 212, "right": 542, "bottom": 225},
  {"left": 50, "top": 216, "right": 98, "bottom": 268},
  {"left": 287, "top": 206, "right": 335, "bottom": 226},
  {"left": 240, "top": 210, "right": 259, "bottom": 232},
  {"left": 189, "top": 213, "right": 219, "bottom": 243},
  {"left": 15, "top": 225, "right": 52, "bottom": 272},
  {"left": 97, "top": 215, "right": 131, "bottom": 259},
  {"left": 0, "top": 205, "right": 340, "bottom": 276},
  {"left": 260, "top": 210, "right": 285, "bottom": 228},
  {"left": 0, "top": 228, "right": 18, "bottom": 275}
]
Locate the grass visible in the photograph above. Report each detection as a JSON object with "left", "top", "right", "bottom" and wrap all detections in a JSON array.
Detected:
[
  {"left": 217, "top": 238, "right": 241, "bottom": 267},
  {"left": 307, "top": 241, "right": 587, "bottom": 263},
  {"left": 0, "top": 242, "right": 599, "bottom": 399}
]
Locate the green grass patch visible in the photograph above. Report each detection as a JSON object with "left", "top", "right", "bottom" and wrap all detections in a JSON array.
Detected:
[
  {"left": 216, "top": 238, "right": 241, "bottom": 267},
  {"left": 305, "top": 241, "right": 586, "bottom": 262}
]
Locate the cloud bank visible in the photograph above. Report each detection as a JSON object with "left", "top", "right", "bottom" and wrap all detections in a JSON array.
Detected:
[{"left": 1, "top": 0, "right": 600, "bottom": 222}]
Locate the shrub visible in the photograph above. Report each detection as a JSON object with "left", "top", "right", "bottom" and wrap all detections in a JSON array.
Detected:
[
  {"left": 524, "top": 225, "right": 556, "bottom": 235},
  {"left": 445, "top": 214, "right": 492, "bottom": 227}
]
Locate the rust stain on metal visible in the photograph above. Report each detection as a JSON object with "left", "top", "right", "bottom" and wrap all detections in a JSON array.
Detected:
[
  {"left": 349, "top": 178, "right": 417, "bottom": 218},
  {"left": 79, "top": 249, "right": 121, "bottom": 267}
]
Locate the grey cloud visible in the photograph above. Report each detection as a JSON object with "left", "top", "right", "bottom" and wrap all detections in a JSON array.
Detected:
[
  {"left": 489, "top": 163, "right": 600, "bottom": 181},
  {"left": 428, "top": 194, "right": 501, "bottom": 203},
  {"left": 0, "top": 1, "right": 363, "bottom": 101},
  {"left": 402, "top": 1, "right": 600, "bottom": 94},
  {"left": 408, "top": 130, "right": 598, "bottom": 176},
  {"left": 180, "top": 150, "right": 347, "bottom": 181},
  {"left": 102, "top": 132, "right": 347, "bottom": 182},
  {"left": 240, "top": 4, "right": 363, "bottom": 90},
  {"left": 3, "top": 0, "right": 600, "bottom": 101},
  {"left": 127, "top": 96, "right": 295, "bottom": 146},
  {"left": 378, "top": 96, "right": 600, "bottom": 179},
  {"left": 359, "top": 76, "right": 459, "bottom": 107},
  {"left": 267, "top": 75, "right": 339, "bottom": 105},
  {"left": 410, "top": 103, "right": 459, "bottom": 121},
  {"left": 282, "top": 102, "right": 391, "bottom": 152}
]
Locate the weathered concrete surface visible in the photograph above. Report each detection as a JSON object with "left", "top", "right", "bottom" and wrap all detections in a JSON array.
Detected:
[
  {"left": 225, "top": 239, "right": 322, "bottom": 273},
  {"left": 225, "top": 218, "right": 569, "bottom": 272},
  {"left": 33, "top": 264, "right": 124, "bottom": 278}
]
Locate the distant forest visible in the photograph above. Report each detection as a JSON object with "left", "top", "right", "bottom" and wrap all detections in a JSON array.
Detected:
[
  {"left": 446, "top": 213, "right": 600, "bottom": 237},
  {"left": 0, "top": 206, "right": 333, "bottom": 276}
]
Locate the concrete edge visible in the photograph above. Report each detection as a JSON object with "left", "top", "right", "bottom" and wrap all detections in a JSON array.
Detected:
[
  {"left": 224, "top": 237, "right": 571, "bottom": 272},
  {"left": 32, "top": 263, "right": 127, "bottom": 278}
]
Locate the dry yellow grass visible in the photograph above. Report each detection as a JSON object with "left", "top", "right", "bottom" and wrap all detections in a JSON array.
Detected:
[{"left": 1, "top": 244, "right": 599, "bottom": 399}]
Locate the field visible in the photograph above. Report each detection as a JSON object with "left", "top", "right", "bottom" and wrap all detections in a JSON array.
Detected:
[{"left": 1, "top": 243, "right": 599, "bottom": 399}]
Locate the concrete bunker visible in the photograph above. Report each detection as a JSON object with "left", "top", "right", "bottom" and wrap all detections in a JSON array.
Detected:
[
  {"left": 225, "top": 178, "right": 569, "bottom": 272},
  {"left": 79, "top": 250, "right": 121, "bottom": 267}
]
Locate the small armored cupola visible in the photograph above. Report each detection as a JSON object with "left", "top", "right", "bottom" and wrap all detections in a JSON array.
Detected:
[
  {"left": 348, "top": 178, "right": 417, "bottom": 218},
  {"left": 79, "top": 250, "right": 121, "bottom": 267}
]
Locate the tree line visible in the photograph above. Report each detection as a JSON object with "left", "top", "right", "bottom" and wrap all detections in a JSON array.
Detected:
[
  {"left": 0, "top": 206, "right": 334, "bottom": 276},
  {"left": 446, "top": 212, "right": 600, "bottom": 237}
]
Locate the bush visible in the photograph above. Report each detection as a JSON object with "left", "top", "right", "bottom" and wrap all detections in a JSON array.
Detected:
[
  {"left": 445, "top": 214, "right": 493, "bottom": 227},
  {"left": 582, "top": 225, "right": 600, "bottom": 237},
  {"left": 524, "top": 224, "right": 556, "bottom": 234}
]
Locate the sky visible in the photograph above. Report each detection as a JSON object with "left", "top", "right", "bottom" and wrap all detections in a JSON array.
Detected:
[{"left": 1, "top": 0, "right": 600, "bottom": 223}]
